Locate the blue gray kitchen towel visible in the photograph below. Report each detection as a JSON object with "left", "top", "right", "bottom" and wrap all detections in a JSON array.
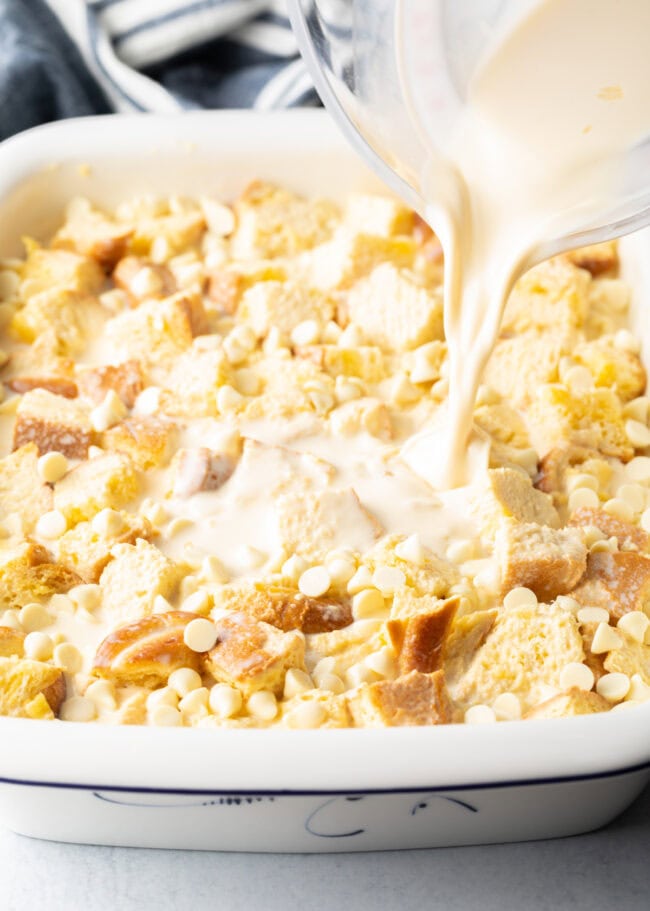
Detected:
[{"left": 0, "top": 0, "right": 317, "bottom": 141}]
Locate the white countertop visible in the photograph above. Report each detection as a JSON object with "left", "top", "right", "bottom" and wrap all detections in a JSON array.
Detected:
[{"left": 4, "top": 784, "right": 648, "bottom": 911}]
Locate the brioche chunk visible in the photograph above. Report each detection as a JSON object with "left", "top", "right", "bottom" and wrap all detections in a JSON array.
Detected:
[
  {"left": 214, "top": 582, "right": 352, "bottom": 634},
  {"left": 473, "top": 468, "right": 560, "bottom": 542},
  {"left": 0, "top": 542, "right": 80, "bottom": 611},
  {"left": 101, "top": 417, "right": 176, "bottom": 470},
  {"left": 77, "top": 360, "right": 144, "bottom": 407},
  {"left": 206, "top": 611, "right": 306, "bottom": 696},
  {"left": 19, "top": 242, "right": 104, "bottom": 299},
  {"left": 53, "top": 197, "right": 133, "bottom": 269},
  {"left": 238, "top": 281, "right": 334, "bottom": 338},
  {"left": 100, "top": 539, "right": 183, "bottom": 624},
  {"left": 569, "top": 552, "right": 650, "bottom": 620},
  {"left": 0, "top": 627, "right": 25, "bottom": 657},
  {"left": 57, "top": 512, "right": 154, "bottom": 582},
  {"left": 0, "top": 657, "right": 65, "bottom": 718},
  {"left": 0, "top": 444, "right": 53, "bottom": 534},
  {"left": 568, "top": 507, "right": 649, "bottom": 553},
  {"left": 13, "top": 389, "right": 93, "bottom": 458},
  {"left": 54, "top": 452, "right": 138, "bottom": 524},
  {"left": 387, "top": 596, "right": 459, "bottom": 674},
  {"left": 496, "top": 519, "right": 587, "bottom": 601},
  {"left": 524, "top": 688, "right": 611, "bottom": 719},
  {"left": 92, "top": 611, "right": 203, "bottom": 686},
  {"left": 349, "top": 670, "right": 452, "bottom": 727}
]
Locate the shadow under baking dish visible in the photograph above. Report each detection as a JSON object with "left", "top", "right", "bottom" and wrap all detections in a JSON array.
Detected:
[{"left": 0, "top": 111, "right": 649, "bottom": 852}]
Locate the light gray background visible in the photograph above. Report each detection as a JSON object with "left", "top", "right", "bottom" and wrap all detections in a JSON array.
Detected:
[{"left": 3, "top": 784, "right": 648, "bottom": 911}]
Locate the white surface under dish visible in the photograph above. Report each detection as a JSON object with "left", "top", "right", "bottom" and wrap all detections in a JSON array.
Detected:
[{"left": 0, "top": 110, "right": 648, "bottom": 852}]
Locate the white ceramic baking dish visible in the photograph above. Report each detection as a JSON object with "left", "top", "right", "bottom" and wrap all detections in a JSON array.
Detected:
[{"left": 0, "top": 111, "right": 648, "bottom": 852}]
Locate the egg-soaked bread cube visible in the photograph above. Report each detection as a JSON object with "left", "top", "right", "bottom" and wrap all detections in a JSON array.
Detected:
[
  {"left": 281, "top": 691, "right": 351, "bottom": 728},
  {"left": 472, "top": 468, "right": 560, "bottom": 543},
  {"left": 298, "top": 229, "right": 416, "bottom": 291},
  {"left": 11, "top": 288, "right": 104, "bottom": 355},
  {"left": 295, "top": 344, "right": 386, "bottom": 383},
  {"left": 569, "top": 507, "right": 649, "bottom": 553},
  {"left": 0, "top": 627, "right": 25, "bottom": 658},
  {"left": 56, "top": 512, "right": 154, "bottom": 582},
  {"left": 482, "top": 332, "right": 575, "bottom": 407},
  {"left": 0, "top": 443, "right": 53, "bottom": 534},
  {"left": 573, "top": 338, "right": 646, "bottom": 402},
  {"left": 365, "top": 535, "right": 460, "bottom": 599},
  {"left": 502, "top": 257, "right": 591, "bottom": 335},
  {"left": 450, "top": 601, "right": 584, "bottom": 710},
  {"left": 13, "top": 389, "right": 93, "bottom": 459},
  {"left": 99, "top": 539, "right": 184, "bottom": 624},
  {"left": 101, "top": 416, "right": 177, "bottom": 470},
  {"left": 348, "top": 670, "right": 452, "bottom": 727},
  {"left": 213, "top": 581, "right": 352, "bottom": 634},
  {"left": 158, "top": 347, "right": 231, "bottom": 417},
  {"left": 53, "top": 197, "right": 133, "bottom": 270},
  {"left": 54, "top": 452, "right": 138, "bottom": 524},
  {"left": 238, "top": 280, "right": 335, "bottom": 338},
  {"left": 343, "top": 193, "right": 415, "bottom": 238},
  {"left": 0, "top": 542, "right": 81, "bottom": 611},
  {"left": 19, "top": 241, "right": 104, "bottom": 300},
  {"left": 523, "top": 687, "right": 611, "bottom": 719},
  {"left": 604, "top": 633, "right": 650, "bottom": 686},
  {"left": 496, "top": 519, "right": 587, "bottom": 602},
  {"left": 387, "top": 596, "right": 459, "bottom": 674},
  {"left": 76, "top": 360, "right": 145, "bottom": 407},
  {"left": 569, "top": 551, "right": 650, "bottom": 621},
  {"left": 206, "top": 610, "right": 306, "bottom": 697},
  {"left": 345, "top": 263, "right": 443, "bottom": 351},
  {"left": 0, "top": 656, "right": 66, "bottom": 719},
  {"left": 230, "top": 180, "right": 339, "bottom": 260},
  {"left": 566, "top": 241, "right": 618, "bottom": 277}
]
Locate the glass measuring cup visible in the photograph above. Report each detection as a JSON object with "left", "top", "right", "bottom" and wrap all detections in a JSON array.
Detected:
[{"left": 287, "top": 0, "right": 650, "bottom": 266}]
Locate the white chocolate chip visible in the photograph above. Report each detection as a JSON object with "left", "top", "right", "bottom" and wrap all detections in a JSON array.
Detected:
[
  {"left": 217, "top": 384, "right": 244, "bottom": 412},
  {"left": 346, "top": 566, "right": 374, "bottom": 594},
  {"left": 627, "top": 674, "right": 650, "bottom": 703},
  {"left": 352, "top": 588, "right": 386, "bottom": 620},
  {"left": 325, "top": 556, "right": 356, "bottom": 585},
  {"left": 37, "top": 451, "right": 68, "bottom": 484},
  {"left": 566, "top": 473, "right": 599, "bottom": 493},
  {"left": 446, "top": 539, "right": 476, "bottom": 563},
  {"left": 69, "top": 584, "right": 102, "bottom": 612},
  {"left": 91, "top": 508, "right": 126, "bottom": 538},
  {"left": 183, "top": 618, "right": 218, "bottom": 653},
  {"left": 130, "top": 266, "right": 163, "bottom": 298},
  {"left": 596, "top": 672, "right": 630, "bottom": 703},
  {"left": 345, "top": 663, "right": 377, "bottom": 688},
  {"left": 85, "top": 679, "right": 116, "bottom": 711},
  {"left": 23, "top": 632, "right": 53, "bottom": 661},
  {"left": 298, "top": 566, "right": 331, "bottom": 598},
  {"left": 179, "top": 687, "right": 210, "bottom": 719},
  {"left": 625, "top": 456, "right": 650, "bottom": 482},
  {"left": 90, "top": 389, "right": 127, "bottom": 432},
  {"left": 623, "top": 396, "right": 650, "bottom": 424},
  {"left": 615, "top": 483, "right": 647, "bottom": 514},
  {"left": 288, "top": 701, "right": 326, "bottom": 729},
  {"left": 577, "top": 606, "right": 610, "bottom": 625},
  {"left": 364, "top": 647, "right": 396, "bottom": 678},
  {"left": 503, "top": 587, "right": 537, "bottom": 609},
  {"left": 133, "top": 386, "right": 162, "bottom": 416},
  {"left": 151, "top": 705, "right": 183, "bottom": 726},
  {"left": 559, "top": 662, "right": 595, "bottom": 692},
  {"left": 625, "top": 419, "right": 650, "bottom": 449},
  {"left": 291, "top": 319, "right": 321, "bottom": 347},
  {"left": 391, "top": 373, "right": 421, "bottom": 405},
  {"left": 394, "top": 534, "right": 426, "bottom": 565},
  {"left": 371, "top": 566, "right": 405, "bottom": 595},
  {"left": 181, "top": 590, "right": 212, "bottom": 616},
  {"left": 53, "top": 642, "right": 83, "bottom": 673},
  {"left": 247, "top": 690, "right": 278, "bottom": 721},
  {"left": 35, "top": 509, "right": 67, "bottom": 539},
  {"left": 200, "top": 198, "right": 235, "bottom": 236},
  {"left": 316, "top": 672, "right": 345, "bottom": 694},
  {"left": 590, "top": 622, "right": 624, "bottom": 654},
  {"left": 602, "top": 498, "right": 634, "bottom": 522},
  {"left": 614, "top": 329, "right": 641, "bottom": 354},
  {"left": 60, "top": 696, "right": 96, "bottom": 723},
  {"left": 617, "top": 611, "right": 650, "bottom": 643},
  {"left": 282, "top": 554, "right": 309, "bottom": 583},
  {"left": 208, "top": 684, "right": 241, "bottom": 718},
  {"left": 168, "top": 667, "right": 202, "bottom": 697},
  {"left": 564, "top": 365, "right": 594, "bottom": 393},
  {"left": 283, "top": 668, "right": 313, "bottom": 699},
  {"left": 568, "top": 488, "right": 600, "bottom": 511},
  {"left": 146, "top": 686, "right": 178, "bottom": 712},
  {"left": 337, "top": 323, "right": 364, "bottom": 347},
  {"left": 492, "top": 693, "right": 521, "bottom": 721},
  {"left": 464, "top": 704, "right": 497, "bottom": 724},
  {"left": 19, "top": 603, "right": 52, "bottom": 632}
]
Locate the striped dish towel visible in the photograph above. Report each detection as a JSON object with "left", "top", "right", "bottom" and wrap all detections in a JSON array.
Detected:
[{"left": 45, "top": 0, "right": 318, "bottom": 114}]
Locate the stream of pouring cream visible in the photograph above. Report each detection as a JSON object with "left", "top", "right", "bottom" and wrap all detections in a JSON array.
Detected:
[{"left": 400, "top": 0, "right": 650, "bottom": 489}]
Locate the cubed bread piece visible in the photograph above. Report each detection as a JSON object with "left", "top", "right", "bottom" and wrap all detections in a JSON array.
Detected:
[
  {"left": 343, "top": 193, "right": 414, "bottom": 237},
  {"left": 502, "top": 257, "right": 591, "bottom": 334},
  {"left": 11, "top": 288, "right": 104, "bottom": 355},
  {"left": 482, "top": 333, "right": 575, "bottom": 407},
  {"left": 99, "top": 539, "right": 184, "bottom": 624},
  {"left": 442, "top": 609, "right": 499, "bottom": 686},
  {"left": 569, "top": 507, "right": 649, "bottom": 553},
  {"left": 213, "top": 582, "right": 352, "bottom": 634},
  {"left": 275, "top": 487, "right": 382, "bottom": 562},
  {"left": 281, "top": 691, "right": 351, "bottom": 728},
  {"left": 572, "top": 338, "right": 646, "bottom": 402},
  {"left": 365, "top": 535, "right": 460, "bottom": 598},
  {"left": 536, "top": 445, "right": 602, "bottom": 499},
  {"left": 206, "top": 611, "right": 306, "bottom": 697},
  {"left": 450, "top": 602, "right": 584, "bottom": 710},
  {"left": 230, "top": 180, "right": 339, "bottom": 260},
  {"left": 387, "top": 596, "right": 459, "bottom": 674},
  {"left": 297, "top": 229, "right": 417, "bottom": 291},
  {"left": 112, "top": 255, "right": 176, "bottom": 302},
  {"left": 472, "top": 468, "right": 560, "bottom": 543},
  {"left": 238, "top": 280, "right": 335, "bottom": 338},
  {"left": 13, "top": 389, "right": 92, "bottom": 458},
  {"left": 54, "top": 452, "right": 138, "bottom": 524},
  {"left": 0, "top": 443, "right": 53, "bottom": 534},
  {"left": 496, "top": 519, "right": 587, "bottom": 602},
  {"left": 53, "top": 197, "right": 133, "bottom": 270},
  {"left": 102, "top": 417, "right": 177, "bottom": 470},
  {"left": 329, "top": 397, "right": 392, "bottom": 440},
  {"left": 0, "top": 542, "right": 81, "bottom": 611},
  {"left": 523, "top": 687, "right": 611, "bottom": 719},
  {"left": 56, "top": 512, "right": 154, "bottom": 582},
  {"left": 527, "top": 385, "right": 632, "bottom": 461},
  {"left": 474, "top": 403, "right": 531, "bottom": 450},
  {"left": 230, "top": 439, "right": 334, "bottom": 501},
  {"left": 76, "top": 360, "right": 145, "bottom": 407},
  {"left": 206, "top": 270, "right": 241, "bottom": 314},
  {"left": 0, "top": 656, "right": 66, "bottom": 718},
  {"left": 565, "top": 242, "right": 618, "bottom": 277},
  {"left": 345, "top": 263, "right": 444, "bottom": 351},
  {"left": 294, "top": 344, "right": 387, "bottom": 382},
  {"left": 92, "top": 611, "right": 202, "bottom": 687},
  {"left": 158, "top": 348, "right": 231, "bottom": 417},
  {"left": 7, "top": 376, "right": 78, "bottom": 399},
  {"left": 130, "top": 209, "right": 205, "bottom": 258},
  {"left": 0, "top": 627, "right": 25, "bottom": 657},
  {"left": 19, "top": 241, "right": 104, "bottom": 299},
  {"left": 106, "top": 290, "right": 207, "bottom": 368},
  {"left": 307, "top": 623, "right": 386, "bottom": 679},
  {"left": 569, "top": 551, "right": 650, "bottom": 621},
  {"left": 348, "top": 670, "right": 452, "bottom": 727},
  {"left": 604, "top": 634, "right": 650, "bottom": 686},
  {"left": 169, "top": 447, "right": 237, "bottom": 497}
]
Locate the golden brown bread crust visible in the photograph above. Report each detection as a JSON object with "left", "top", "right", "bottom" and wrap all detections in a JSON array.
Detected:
[
  {"left": 565, "top": 242, "right": 618, "bottom": 277},
  {"left": 112, "top": 256, "right": 176, "bottom": 302},
  {"left": 7, "top": 376, "right": 79, "bottom": 399},
  {"left": 0, "top": 657, "right": 66, "bottom": 718},
  {"left": 569, "top": 507, "right": 649, "bottom": 552},
  {"left": 496, "top": 521, "right": 587, "bottom": 602},
  {"left": 172, "top": 447, "right": 237, "bottom": 497},
  {"left": 214, "top": 582, "right": 353, "bottom": 634},
  {"left": 569, "top": 551, "right": 650, "bottom": 620},
  {"left": 536, "top": 445, "right": 599, "bottom": 498},
  {"left": 0, "top": 544, "right": 82, "bottom": 611},
  {"left": 523, "top": 687, "right": 611, "bottom": 719},
  {"left": 101, "top": 416, "right": 176, "bottom": 470},
  {"left": 57, "top": 513, "right": 155, "bottom": 583},
  {"left": 92, "top": 611, "right": 203, "bottom": 687},
  {"left": 77, "top": 360, "right": 145, "bottom": 407},
  {"left": 208, "top": 270, "right": 241, "bottom": 313},
  {"left": 0, "top": 627, "right": 25, "bottom": 658},
  {"left": 351, "top": 670, "right": 453, "bottom": 726},
  {"left": 442, "top": 609, "right": 499, "bottom": 686},
  {"left": 387, "top": 596, "right": 458, "bottom": 674}
]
